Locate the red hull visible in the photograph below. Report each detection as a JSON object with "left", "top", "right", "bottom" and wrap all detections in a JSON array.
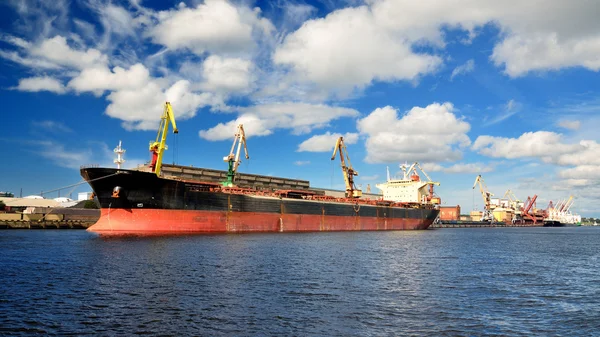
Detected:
[{"left": 88, "top": 209, "right": 433, "bottom": 234}]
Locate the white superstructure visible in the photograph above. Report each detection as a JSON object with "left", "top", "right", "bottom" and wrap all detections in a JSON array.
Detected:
[
  {"left": 545, "top": 195, "right": 582, "bottom": 225},
  {"left": 375, "top": 162, "right": 440, "bottom": 204}
]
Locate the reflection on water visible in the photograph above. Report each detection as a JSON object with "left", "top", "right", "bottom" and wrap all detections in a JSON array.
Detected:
[{"left": 1, "top": 227, "right": 599, "bottom": 335}]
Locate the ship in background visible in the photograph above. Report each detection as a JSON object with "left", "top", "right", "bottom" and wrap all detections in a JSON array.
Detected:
[
  {"left": 82, "top": 102, "right": 439, "bottom": 234},
  {"left": 543, "top": 196, "right": 582, "bottom": 226}
]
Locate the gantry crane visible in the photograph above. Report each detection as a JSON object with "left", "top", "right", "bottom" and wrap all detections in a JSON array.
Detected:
[
  {"left": 149, "top": 102, "right": 178, "bottom": 177},
  {"left": 331, "top": 136, "right": 361, "bottom": 198},
  {"left": 473, "top": 175, "right": 493, "bottom": 221},
  {"left": 222, "top": 124, "right": 249, "bottom": 187}
]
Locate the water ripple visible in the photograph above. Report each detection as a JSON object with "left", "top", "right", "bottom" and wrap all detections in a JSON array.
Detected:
[{"left": 1, "top": 228, "right": 600, "bottom": 335}]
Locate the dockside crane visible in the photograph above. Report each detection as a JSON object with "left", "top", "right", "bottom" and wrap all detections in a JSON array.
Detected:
[
  {"left": 473, "top": 175, "right": 493, "bottom": 221},
  {"left": 223, "top": 124, "right": 249, "bottom": 187},
  {"left": 149, "top": 102, "right": 178, "bottom": 177},
  {"left": 331, "top": 136, "right": 361, "bottom": 198}
]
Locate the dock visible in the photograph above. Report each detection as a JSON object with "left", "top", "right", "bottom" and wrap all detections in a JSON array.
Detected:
[{"left": 431, "top": 221, "right": 543, "bottom": 228}]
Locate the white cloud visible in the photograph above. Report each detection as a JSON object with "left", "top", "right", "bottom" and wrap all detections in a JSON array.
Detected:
[
  {"left": 492, "top": 33, "right": 600, "bottom": 77},
  {"left": 32, "top": 140, "right": 93, "bottom": 169},
  {"left": 15, "top": 76, "right": 66, "bottom": 93},
  {"left": 201, "top": 55, "right": 253, "bottom": 94},
  {"left": 553, "top": 140, "right": 600, "bottom": 166},
  {"left": 484, "top": 99, "right": 521, "bottom": 126},
  {"left": 294, "top": 160, "right": 310, "bottom": 166},
  {"left": 199, "top": 114, "right": 273, "bottom": 141},
  {"left": 297, "top": 131, "right": 358, "bottom": 152},
  {"left": 450, "top": 59, "right": 475, "bottom": 80},
  {"left": 472, "top": 131, "right": 581, "bottom": 161},
  {"left": 31, "top": 120, "right": 72, "bottom": 133},
  {"left": 425, "top": 162, "right": 494, "bottom": 174},
  {"left": 357, "top": 102, "right": 471, "bottom": 163},
  {"left": 200, "top": 103, "right": 359, "bottom": 141},
  {"left": 68, "top": 63, "right": 150, "bottom": 94},
  {"left": 273, "top": 0, "right": 600, "bottom": 91},
  {"left": 558, "top": 165, "right": 600, "bottom": 180},
  {"left": 30, "top": 35, "right": 107, "bottom": 70},
  {"left": 274, "top": 5, "right": 442, "bottom": 93},
  {"left": 106, "top": 80, "right": 214, "bottom": 131},
  {"left": 557, "top": 120, "right": 581, "bottom": 130},
  {"left": 149, "top": 0, "right": 273, "bottom": 55}
]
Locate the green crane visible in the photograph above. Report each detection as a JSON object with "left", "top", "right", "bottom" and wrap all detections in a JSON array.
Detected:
[{"left": 222, "top": 124, "right": 249, "bottom": 187}]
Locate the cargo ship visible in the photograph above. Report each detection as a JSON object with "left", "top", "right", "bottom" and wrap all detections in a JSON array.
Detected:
[
  {"left": 81, "top": 167, "right": 439, "bottom": 234},
  {"left": 82, "top": 102, "right": 439, "bottom": 234}
]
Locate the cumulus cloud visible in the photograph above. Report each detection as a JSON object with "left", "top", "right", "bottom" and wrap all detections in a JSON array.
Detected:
[
  {"left": 450, "top": 59, "right": 475, "bottom": 80},
  {"left": 492, "top": 33, "right": 600, "bottom": 77},
  {"left": 557, "top": 120, "right": 581, "bottom": 130},
  {"left": 273, "top": 0, "right": 600, "bottom": 91},
  {"left": 274, "top": 5, "right": 442, "bottom": 93},
  {"left": 199, "top": 103, "right": 359, "bottom": 141},
  {"left": 200, "top": 55, "right": 253, "bottom": 94},
  {"left": 29, "top": 35, "right": 107, "bottom": 70},
  {"left": 106, "top": 80, "right": 214, "bottom": 131},
  {"left": 149, "top": 0, "right": 273, "bottom": 55},
  {"left": 15, "top": 76, "right": 66, "bottom": 93},
  {"left": 472, "top": 131, "right": 581, "bottom": 161},
  {"left": 424, "top": 162, "right": 494, "bottom": 174},
  {"left": 297, "top": 132, "right": 359, "bottom": 152},
  {"left": 68, "top": 63, "right": 150, "bottom": 95},
  {"left": 357, "top": 102, "right": 471, "bottom": 163},
  {"left": 558, "top": 165, "right": 600, "bottom": 180}
]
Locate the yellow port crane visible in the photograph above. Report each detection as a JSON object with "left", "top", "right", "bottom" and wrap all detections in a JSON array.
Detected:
[
  {"left": 149, "top": 102, "right": 178, "bottom": 177},
  {"left": 331, "top": 136, "right": 362, "bottom": 198},
  {"left": 222, "top": 124, "right": 249, "bottom": 187},
  {"left": 473, "top": 174, "right": 493, "bottom": 221}
]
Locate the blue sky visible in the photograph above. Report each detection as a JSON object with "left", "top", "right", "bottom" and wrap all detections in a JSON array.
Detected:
[{"left": 1, "top": 0, "right": 599, "bottom": 217}]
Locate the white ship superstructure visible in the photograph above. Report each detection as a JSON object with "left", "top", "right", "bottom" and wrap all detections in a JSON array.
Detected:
[
  {"left": 375, "top": 162, "right": 440, "bottom": 205},
  {"left": 545, "top": 195, "right": 582, "bottom": 225}
]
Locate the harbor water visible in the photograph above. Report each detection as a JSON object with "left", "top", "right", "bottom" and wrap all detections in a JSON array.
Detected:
[{"left": 1, "top": 227, "right": 599, "bottom": 336}]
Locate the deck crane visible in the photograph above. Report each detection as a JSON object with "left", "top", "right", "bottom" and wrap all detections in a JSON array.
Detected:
[
  {"left": 473, "top": 175, "right": 493, "bottom": 221},
  {"left": 222, "top": 124, "right": 249, "bottom": 187},
  {"left": 331, "top": 136, "right": 361, "bottom": 198},
  {"left": 149, "top": 102, "right": 178, "bottom": 177},
  {"left": 405, "top": 162, "right": 441, "bottom": 203}
]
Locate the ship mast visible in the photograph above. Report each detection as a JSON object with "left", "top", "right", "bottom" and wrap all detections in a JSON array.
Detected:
[
  {"left": 113, "top": 140, "right": 126, "bottom": 169},
  {"left": 223, "top": 124, "right": 249, "bottom": 187},
  {"left": 331, "top": 136, "right": 361, "bottom": 198}
]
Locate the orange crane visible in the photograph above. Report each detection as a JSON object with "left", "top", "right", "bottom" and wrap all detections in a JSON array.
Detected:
[{"left": 331, "top": 136, "right": 361, "bottom": 198}]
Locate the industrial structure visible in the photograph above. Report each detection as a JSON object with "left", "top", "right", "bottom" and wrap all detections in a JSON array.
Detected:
[
  {"left": 467, "top": 174, "right": 581, "bottom": 226},
  {"left": 472, "top": 175, "right": 493, "bottom": 221},
  {"left": 149, "top": 102, "right": 178, "bottom": 176},
  {"left": 331, "top": 136, "right": 362, "bottom": 198},
  {"left": 223, "top": 124, "right": 249, "bottom": 187}
]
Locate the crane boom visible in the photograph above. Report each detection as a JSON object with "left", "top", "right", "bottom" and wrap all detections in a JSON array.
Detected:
[
  {"left": 331, "top": 137, "right": 361, "bottom": 198},
  {"left": 149, "top": 102, "right": 178, "bottom": 177},
  {"left": 472, "top": 175, "right": 494, "bottom": 221},
  {"left": 223, "top": 124, "right": 249, "bottom": 187}
]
